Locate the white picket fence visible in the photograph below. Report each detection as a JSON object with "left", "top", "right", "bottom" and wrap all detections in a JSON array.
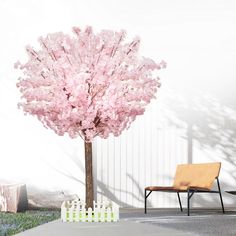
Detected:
[{"left": 61, "top": 200, "right": 119, "bottom": 222}]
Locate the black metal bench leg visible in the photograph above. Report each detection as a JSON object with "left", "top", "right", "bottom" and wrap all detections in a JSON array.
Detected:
[
  {"left": 144, "top": 189, "right": 147, "bottom": 214},
  {"left": 177, "top": 192, "right": 183, "bottom": 212},
  {"left": 187, "top": 190, "right": 195, "bottom": 216},
  {"left": 187, "top": 189, "right": 190, "bottom": 216},
  {"left": 217, "top": 178, "right": 225, "bottom": 214},
  {"left": 144, "top": 190, "right": 152, "bottom": 214}
]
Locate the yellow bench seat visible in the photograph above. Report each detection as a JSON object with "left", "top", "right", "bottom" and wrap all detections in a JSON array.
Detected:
[{"left": 144, "top": 162, "right": 225, "bottom": 216}]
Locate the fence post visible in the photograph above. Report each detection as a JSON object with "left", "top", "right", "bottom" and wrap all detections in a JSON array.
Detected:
[
  {"left": 68, "top": 207, "right": 73, "bottom": 222},
  {"left": 100, "top": 208, "right": 105, "bottom": 222},
  {"left": 94, "top": 208, "right": 98, "bottom": 222},
  {"left": 81, "top": 208, "right": 86, "bottom": 222},
  {"left": 113, "top": 207, "right": 118, "bottom": 222},
  {"left": 61, "top": 201, "right": 66, "bottom": 222},
  {"left": 107, "top": 207, "right": 111, "bottom": 222},
  {"left": 76, "top": 207, "right": 80, "bottom": 222},
  {"left": 112, "top": 202, "right": 119, "bottom": 221},
  {"left": 88, "top": 208, "right": 92, "bottom": 222}
]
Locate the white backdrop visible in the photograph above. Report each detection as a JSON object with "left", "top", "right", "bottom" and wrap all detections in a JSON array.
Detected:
[{"left": 0, "top": 0, "right": 236, "bottom": 208}]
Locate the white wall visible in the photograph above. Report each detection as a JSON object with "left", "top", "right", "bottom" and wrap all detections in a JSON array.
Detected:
[{"left": 0, "top": 0, "right": 236, "bottom": 208}]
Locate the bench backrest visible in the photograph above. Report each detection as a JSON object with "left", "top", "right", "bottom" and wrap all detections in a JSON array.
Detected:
[{"left": 173, "top": 162, "right": 221, "bottom": 190}]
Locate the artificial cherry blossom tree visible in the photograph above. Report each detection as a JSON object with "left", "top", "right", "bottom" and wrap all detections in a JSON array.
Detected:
[{"left": 15, "top": 26, "right": 166, "bottom": 208}]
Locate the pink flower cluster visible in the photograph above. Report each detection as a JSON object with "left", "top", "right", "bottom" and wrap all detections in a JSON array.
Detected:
[{"left": 16, "top": 26, "right": 165, "bottom": 142}]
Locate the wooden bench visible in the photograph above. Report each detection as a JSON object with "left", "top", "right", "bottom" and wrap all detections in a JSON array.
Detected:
[{"left": 144, "top": 162, "right": 225, "bottom": 216}]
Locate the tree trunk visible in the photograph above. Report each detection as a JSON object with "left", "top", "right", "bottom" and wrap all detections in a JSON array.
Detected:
[{"left": 84, "top": 142, "right": 94, "bottom": 209}]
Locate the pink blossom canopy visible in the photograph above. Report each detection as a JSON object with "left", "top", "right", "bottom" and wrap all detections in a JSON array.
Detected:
[{"left": 16, "top": 26, "right": 166, "bottom": 142}]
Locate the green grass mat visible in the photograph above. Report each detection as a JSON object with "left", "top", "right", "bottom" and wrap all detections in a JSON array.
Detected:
[{"left": 0, "top": 209, "right": 60, "bottom": 236}]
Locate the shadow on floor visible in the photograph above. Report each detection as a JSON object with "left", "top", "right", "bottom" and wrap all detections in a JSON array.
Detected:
[{"left": 121, "top": 208, "right": 236, "bottom": 236}]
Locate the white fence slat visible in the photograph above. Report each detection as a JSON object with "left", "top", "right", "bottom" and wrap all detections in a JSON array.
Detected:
[
  {"left": 94, "top": 208, "right": 98, "bottom": 222},
  {"left": 61, "top": 207, "right": 66, "bottom": 222},
  {"left": 113, "top": 208, "right": 119, "bottom": 221},
  {"left": 69, "top": 208, "right": 73, "bottom": 222},
  {"left": 112, "top": 203, "right": 119, "bottom": 221},
  {"left": 107, "top": 207, "right": 111, "bottom": 222},
  {"left": 76, "top": 208, "right": 80, "bottom": 221},
  {"left": 88, "top": 208, "right": 92, "bottom": 222},
  {"left": 81, "top": 208, "right": 86, "bottom": 222},
  {"left": 100, "top": 208, "right": 105, "bottom": 222}
]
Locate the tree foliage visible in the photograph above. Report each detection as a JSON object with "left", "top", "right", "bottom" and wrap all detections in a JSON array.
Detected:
[{"left": 16, "top": 26, "right": 165, "bottom": 142}]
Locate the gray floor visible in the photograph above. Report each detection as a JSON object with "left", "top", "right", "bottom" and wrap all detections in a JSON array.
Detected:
[{"left": 15, "top": 208, "right": 236, "bottom": 236}]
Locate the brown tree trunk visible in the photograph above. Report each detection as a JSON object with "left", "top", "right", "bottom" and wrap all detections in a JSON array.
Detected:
[{"left": 84, "top": 142, "right": 94, "bottom": 209}]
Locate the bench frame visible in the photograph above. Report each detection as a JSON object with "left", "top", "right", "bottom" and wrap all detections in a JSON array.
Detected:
[{"left": 144, "top": 177, "right": 225, "bottom": 216}]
